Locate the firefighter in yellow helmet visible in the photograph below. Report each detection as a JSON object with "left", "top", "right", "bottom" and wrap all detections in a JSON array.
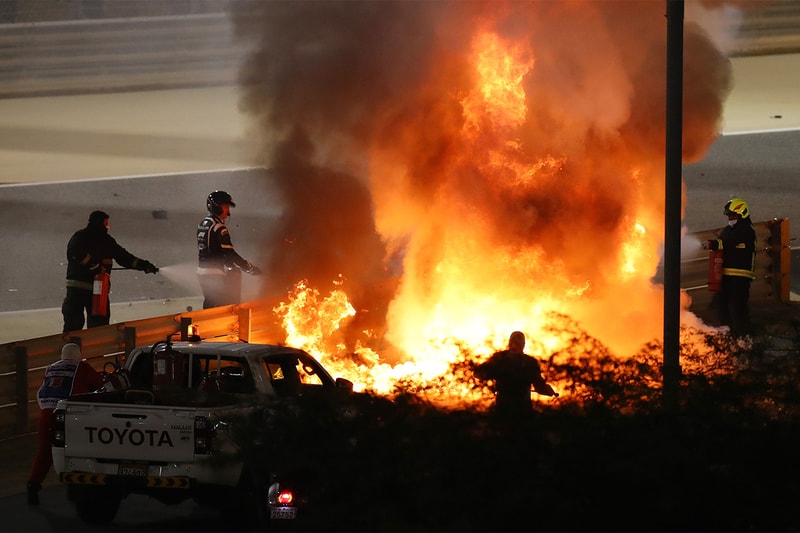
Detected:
[{"left": 704, "top": 197, "right": 756, "bottom": 335}]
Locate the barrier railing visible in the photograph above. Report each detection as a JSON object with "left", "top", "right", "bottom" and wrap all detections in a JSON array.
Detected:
[
  {"left": 0, "top": 219, "right": 790, "bottom": 438},
  {"left": 0, "top": 297, "right": 285, "bottom": 438},
  {"left": 1, "top": 2, "right": 799, "bottom": 98}
]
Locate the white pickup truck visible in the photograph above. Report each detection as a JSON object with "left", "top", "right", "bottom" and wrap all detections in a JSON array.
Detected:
[{"left": 51, "top": 338, "right": 356, "bottom": 528}]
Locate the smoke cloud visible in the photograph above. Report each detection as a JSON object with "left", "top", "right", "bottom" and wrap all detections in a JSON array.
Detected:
[{"left": 231, "top": 0, "right": 745, "bottom": 359}]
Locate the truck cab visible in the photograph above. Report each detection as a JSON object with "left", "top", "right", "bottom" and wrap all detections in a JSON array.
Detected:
[
  {"left": 51, "top": 340, "right": 354, "bottom": 528},
  {"left": 124, "top": 341, "right": 350, "bottom": 398}
]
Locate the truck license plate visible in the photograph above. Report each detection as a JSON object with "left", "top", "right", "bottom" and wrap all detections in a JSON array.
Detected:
[
  {"left": 118, "top": 463, "right": 148, "bottom": 477},
  {"left": 270, "top": 507, "right": 297, "bottom": 520}
]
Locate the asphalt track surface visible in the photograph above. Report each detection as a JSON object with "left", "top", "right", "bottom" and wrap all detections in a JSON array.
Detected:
[
  {"left": 1, "top": 121, "right": 799, "bottom": 342},
  {"left": 1, "top": 55, "right": 799, "bottom": 531},
  {"left": 0, "top": 482, "right": 228, "bottom": 532},
  {"left": 2, "top": 53, "right": 800, "bottom": 341}
]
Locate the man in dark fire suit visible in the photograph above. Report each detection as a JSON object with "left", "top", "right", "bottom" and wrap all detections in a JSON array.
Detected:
[
  {"left": 197, "top": 190, "right": 261, "bottom": 309},
  {"left": 62, "top": 210, "right": 159, "bottom": 332},
  {"left": 476, "top": 331, "right": 558, "bottom": 415},
  {"left": 705, "top": 197, "right": 756, "bottom": 336}
]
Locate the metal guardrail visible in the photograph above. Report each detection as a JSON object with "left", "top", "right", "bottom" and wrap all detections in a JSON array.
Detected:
[
  {"left": 0, "top": 0, "right": 229, "bottom": 23},
  {"left": 734, "top": 1, "right": 800, "bottom": 56},
  {"left": 0, "top": 12, "right": 248, "bottom": 97},
  {"left": 0, "top": 219, "right": 790, "bottom": 439},
  {"left": 0, "top": 297, "right": 285, "bottom": 438},
  {"left": 0, "top": 1, "right": 798, "bottom": 98}
]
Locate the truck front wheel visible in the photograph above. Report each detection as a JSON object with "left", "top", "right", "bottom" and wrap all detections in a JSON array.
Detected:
[{"left": 70, "top": 485, "right": 122, "bottom": 525}]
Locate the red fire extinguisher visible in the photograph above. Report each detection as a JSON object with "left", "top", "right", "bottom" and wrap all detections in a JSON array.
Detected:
[
  {"left": 91, "top": 268, "right": 110, "bottom": 316},
  {"left": 708, "top": 249, "right": 723, "bottom": 292}
]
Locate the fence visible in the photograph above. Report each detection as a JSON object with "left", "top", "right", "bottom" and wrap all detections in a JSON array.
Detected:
[
  {"left": 0, "top": 219, "right": 791, "bottom": 439},
  {"left": 0, "top": 7, "right": 247, "bottom": 97},
  {"left": 734, "top": 0, "right": 800, "bottom": 56},
  {"left": 1, "top": 1, "right": 800, "bottom": 98},
  {"left": 0, "top": 297, "right": 285, "bottom": 438}
]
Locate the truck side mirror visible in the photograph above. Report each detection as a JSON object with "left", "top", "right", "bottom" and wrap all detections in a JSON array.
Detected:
[{"left": 335, "top": 377, "right": 353, "bottom": 392}]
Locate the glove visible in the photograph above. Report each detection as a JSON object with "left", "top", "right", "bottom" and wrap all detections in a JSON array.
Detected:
[
  {"left": 140, "top": 260, "right": 159, "bottom": 274},
  {"left": 245, "top": 263, "right": 262, "bottom": 276}
]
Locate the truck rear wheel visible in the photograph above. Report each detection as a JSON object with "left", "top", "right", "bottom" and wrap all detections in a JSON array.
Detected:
[{"left": 71, "top": 485, "right": 122, "bottom": 525}]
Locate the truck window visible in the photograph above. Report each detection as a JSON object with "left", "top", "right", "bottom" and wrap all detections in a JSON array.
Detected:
[
  {"left": 263, "top": 355, "right": 324, "bottom": 397},
  {"left": 129, "top": 352, "right": 153, "bottom": 389},
  {"left": 130, "top": 350, "right": 194, "bottom": 391},
  {"left": 195, "top": 356, "right": 254, "bottom": 394},
  {"left": 264, "top": 360, "right": 301, "bottom": 396},
  {"left": 297, "top": 361, "right": 324, "bottom": 386}
]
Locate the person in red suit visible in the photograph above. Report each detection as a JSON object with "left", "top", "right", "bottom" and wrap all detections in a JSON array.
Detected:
[{"left": 26, "top": 343, "right": 103, "bottom": 505}]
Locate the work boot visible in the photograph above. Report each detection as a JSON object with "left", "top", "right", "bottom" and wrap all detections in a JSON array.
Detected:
[{"left": 26, "top": 481, "right": 40, "bottom": 505}]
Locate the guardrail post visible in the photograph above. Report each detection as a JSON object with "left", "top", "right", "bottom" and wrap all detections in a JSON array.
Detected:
[
  {"left": 124, "top": 327, "right": 137, "bottom": 356},
  {"left": 14, "top": 346, "right": 28, "bottom": 433},
  {"left": 768, "top": 218, "right": 791, "bottom": 302},
  {"left": 239, "top": 307, "right": 252, "bottom": 343}
]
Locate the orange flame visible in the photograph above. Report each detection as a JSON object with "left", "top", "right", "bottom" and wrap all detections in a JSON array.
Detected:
[
  {"left": 269, "top": 19, "right": 709, "bottom": 407},
  {"left": 462, "top": 30, "right": 533, "bottom": 132},
  {"left": 273, "top": 278, "right": 355, "bottom": 365}
]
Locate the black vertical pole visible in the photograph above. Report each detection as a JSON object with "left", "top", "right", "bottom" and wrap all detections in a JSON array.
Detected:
[
  {"left": 663, "top": 0, "right": 684, "bottom": 411},
  {"left": 124, "top": 326, "right": 137, "bottom": 357},
  {"left": 180, "top": 317, "right": 192, "bottom": 341},
  {"left": 15, "top": 346, "right": 29, "bottom": 433}
]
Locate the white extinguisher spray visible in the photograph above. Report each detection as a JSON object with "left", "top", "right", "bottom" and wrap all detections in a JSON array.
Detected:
[
  {"left": 708, "top": 249, "right": 723, "bottom": 292},
  {"left": 91, "top": 267, "right": 110, "bottom": 316}
]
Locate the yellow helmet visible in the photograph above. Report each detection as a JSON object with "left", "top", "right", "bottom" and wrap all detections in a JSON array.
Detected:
[{"left": 724, "top": 197, "right": 749, "bottom": 219}]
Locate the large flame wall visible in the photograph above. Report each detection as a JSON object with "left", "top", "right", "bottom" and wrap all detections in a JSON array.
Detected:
[{"left": 233, "top": 1, "right": 744, "bottom": 386}]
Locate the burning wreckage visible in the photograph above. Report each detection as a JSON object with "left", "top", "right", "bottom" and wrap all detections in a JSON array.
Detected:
[{"left": 228, "top": 0, "right": 749, "bottom": 406}]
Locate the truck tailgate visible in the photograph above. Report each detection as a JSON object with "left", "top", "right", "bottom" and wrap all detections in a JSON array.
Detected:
[{"left": 64, "top": 402, "right": 197, "bottom": 463}]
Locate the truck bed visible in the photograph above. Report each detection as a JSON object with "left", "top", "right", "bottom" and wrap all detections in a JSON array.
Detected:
[{"left": 68, "top": 388, "right": 250, "bottom": 408}]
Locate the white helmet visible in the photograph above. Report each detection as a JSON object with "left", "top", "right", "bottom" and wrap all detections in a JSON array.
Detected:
[{"left": 61, "top": 343, "right": 81, "bottom": 361}]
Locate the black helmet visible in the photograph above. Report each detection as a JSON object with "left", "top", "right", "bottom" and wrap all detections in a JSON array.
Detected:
[
  {"left": 207, "top": 191, "right": 236, "bottom": 215},
  {"left": 87, "top": 210, "right": 110, "bottom": 230}
]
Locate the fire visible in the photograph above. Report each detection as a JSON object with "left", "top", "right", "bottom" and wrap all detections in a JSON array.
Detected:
[
  {"left": 618, "top": 219, "right": 649, "bottom": 280},
  {"left": 274, "top": 277, "right": 485, "bottom": 399},
  {"left": 272, "top": 25, "right": 640, "bottom": 405},
  {"left": 273, "top": 278, "right": 355, "bottom": 364},
  {"left": 239, "top": 2, "right": 737, "bottom": 407},
  {"left": 462, "top": 30, "right": 533, "bottom": 132}
]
